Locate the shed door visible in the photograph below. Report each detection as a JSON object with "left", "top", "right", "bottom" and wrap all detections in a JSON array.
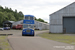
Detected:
[{"left": 63, "top": 17, "right": 75, "bottom": 33}]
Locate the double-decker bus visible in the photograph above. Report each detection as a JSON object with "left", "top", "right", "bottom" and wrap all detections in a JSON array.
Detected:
[{"left": 22, "top": 15, "right": 35, "bottom": 36}]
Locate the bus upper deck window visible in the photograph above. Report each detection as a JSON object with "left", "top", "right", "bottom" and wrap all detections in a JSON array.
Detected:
[
  {"left": 25, "top": 16, "right": 28, "bottom": 20},
  {"left": 30, "top": 17, "right": 33, "bottom": 20}
]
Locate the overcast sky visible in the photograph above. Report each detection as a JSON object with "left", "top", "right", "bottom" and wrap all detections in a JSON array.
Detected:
[{"left": 0, "top": 0, "right": 75, "bottom": 23}]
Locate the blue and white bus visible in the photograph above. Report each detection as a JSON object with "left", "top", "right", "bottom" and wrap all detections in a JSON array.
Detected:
[{"left": 22, "top": 15, "right": 35, "bottom": 36}]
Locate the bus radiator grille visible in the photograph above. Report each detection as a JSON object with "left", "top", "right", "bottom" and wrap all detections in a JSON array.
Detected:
[{"left": 26, "top": 29, "right": 31, "bottom": 33}]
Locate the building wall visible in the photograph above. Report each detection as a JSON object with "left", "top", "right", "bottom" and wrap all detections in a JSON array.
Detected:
[
  {"left": 35, "top": 21, "right": 49, "bottom": 30},
  {"left": 50, "top": 2, "right": 75, "bottom": 33},
  {"left": 12, "top": 20, "right": 49, "bottom": 30}
]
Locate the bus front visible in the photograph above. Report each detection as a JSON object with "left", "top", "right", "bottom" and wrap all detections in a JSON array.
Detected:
[{"left": 22, "top": 15, "right": 35, "bottom": 36}]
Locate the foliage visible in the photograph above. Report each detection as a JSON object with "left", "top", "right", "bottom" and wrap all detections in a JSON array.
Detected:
[
  {"left": 35, "top": 18, "right": 48, "bottom": 23},
  {"left": 0, "top": 5, "right": 24, "bottom": 27},
  {"left": 0, "top": 5, "right": 47, "bottom": 27}
]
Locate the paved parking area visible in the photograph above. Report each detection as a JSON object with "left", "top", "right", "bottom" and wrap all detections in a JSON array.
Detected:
[{"left": 0, "top": 30, "right": 22, "bottom": 34}]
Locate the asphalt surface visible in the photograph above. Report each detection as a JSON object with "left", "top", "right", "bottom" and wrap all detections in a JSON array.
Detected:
[{"left": 7, "top": 30, "right": 75, "bottom": 50}]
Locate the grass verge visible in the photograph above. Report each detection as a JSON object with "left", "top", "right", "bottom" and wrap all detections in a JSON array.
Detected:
[
  {"left": 0, "top": 36, "right": 11, "bottom": 50},
  {"left": 38, "top": 33, "right": 75, "bottom": 45}
]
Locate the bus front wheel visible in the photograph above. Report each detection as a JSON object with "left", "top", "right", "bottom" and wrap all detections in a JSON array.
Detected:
[
  {"left": 22, "top": 34, "right": 24, "bottom": 36},
  {"left": 32, "top": 34, "right": 34, "bottom": 36}
]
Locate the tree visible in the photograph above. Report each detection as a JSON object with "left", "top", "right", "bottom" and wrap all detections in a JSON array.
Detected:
[
  {"left": 0, "top": 5, "right": 24, "bottom": 27},
  {"left": 0, "top": 6, "right": 4, "bottom": 12},
  {"left": 7, "top": 13, "right": 16, "bottom": 21},
  {"left": 15, "top": 9, "right": 17, "bottom": 13},
  {"left": 35, "top": 17, "right": 37, "bottom": 20},
  {"left": 37, "top": 18, "right": 44, "bottom": 22},
  {"left": 35, "top": 18, "right": 48, "bottom": 23},
  {"left": 19, "top": 11, "right": 24, "bottom": 15},
  {"left": 44, "top": 21, "right": 48, "bottom": 23},
  {"left": 0, "top": 12, "right": 4, "bottom": 26},
  {"left": 0, "top": 6, "right": 3, "bottom": 9},
  {"left": 3, "top": 12, "right": 9, "bottom": 21}
]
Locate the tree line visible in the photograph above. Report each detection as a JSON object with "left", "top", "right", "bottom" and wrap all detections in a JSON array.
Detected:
[
  {"left": 0, "top": 5, "right": 24, "bottom": 27},
  {"left": 0, "top": 5, "right": 47, "bottom": 27},
  {"left": 35, "top": 17, "right": 48, "bottom": 23}
]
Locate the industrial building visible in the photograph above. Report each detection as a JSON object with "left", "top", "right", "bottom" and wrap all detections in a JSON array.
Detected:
[
  {"left": 12, "top": 20, "right": 49, "bottom": 30},
  {"left": 3, "top": 21, "right": 15, "bottom": 28},
  {"left": 12, "top": 20, "right": 23, "bottom": 26},
  {"left": 35, "top": 21, "right": 49, "bottom": 30},
  {"left": 49, "top": 2, "right": 75, "bottom": 33}
]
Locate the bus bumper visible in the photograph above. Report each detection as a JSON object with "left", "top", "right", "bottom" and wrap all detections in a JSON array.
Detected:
[{"left": 22, "top": 31, "right": 34, "bottom": 36}]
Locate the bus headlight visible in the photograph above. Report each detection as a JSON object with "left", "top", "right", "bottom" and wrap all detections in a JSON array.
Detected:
[{"left": 32, "top": 31, "right": 34, "bottom": 33}]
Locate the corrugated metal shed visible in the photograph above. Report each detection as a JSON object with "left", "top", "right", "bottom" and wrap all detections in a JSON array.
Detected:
[
  {"left": 12, "top": 20, "right": 23, "bottom": 26},
  {"left": 3, "top": 21, "right": 15, "bottom": 28},
  {"left": 35, "top": 21, "right": 49, "bottom": 30},
  {"left": 50, "top": 2, "right": 75, "bottom": 33},
  {"left": 12, "top": 20, "right": 49, "bottom": 30}
]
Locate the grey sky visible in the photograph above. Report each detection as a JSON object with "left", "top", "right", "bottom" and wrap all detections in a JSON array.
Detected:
[{"left": 0, "top": 0, "right": 75, "bottom": 23}]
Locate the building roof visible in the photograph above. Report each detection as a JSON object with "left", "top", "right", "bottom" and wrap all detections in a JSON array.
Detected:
[
  {"left": 35, "top": 20, "right": 49, "bottom": 25},
  {"left": 9, "top": 21, "right": 15, "bottom": 23},
  {"left": 50, "top": 2, "right": 75, "bottom": 16},
  {"left": 3, "top": 21, "right": 15, "bottom": 24}
]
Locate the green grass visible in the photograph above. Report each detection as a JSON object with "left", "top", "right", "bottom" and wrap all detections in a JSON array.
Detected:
[
  {"left": 0, "top": 36, "right": 11, "bottom": 50},
  {"left": 38, "top": 33, "right": 75, "bottom": 45}
]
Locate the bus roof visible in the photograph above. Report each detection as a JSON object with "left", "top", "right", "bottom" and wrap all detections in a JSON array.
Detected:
[{"left": 24, "top": 15, "right": 34, "bottom": 17}]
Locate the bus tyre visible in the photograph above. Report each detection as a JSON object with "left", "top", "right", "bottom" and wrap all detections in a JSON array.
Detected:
[
  {"left": 32, "top": 34, "right": 34, "bottom": 36},
  {"left": 22, "top": 34, "right": 24, "bottom": 36}
]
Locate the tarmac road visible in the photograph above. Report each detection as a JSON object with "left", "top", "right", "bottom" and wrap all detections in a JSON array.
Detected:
[{"left": 8, "top": 30, "right": 75, "bottom": 50}]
